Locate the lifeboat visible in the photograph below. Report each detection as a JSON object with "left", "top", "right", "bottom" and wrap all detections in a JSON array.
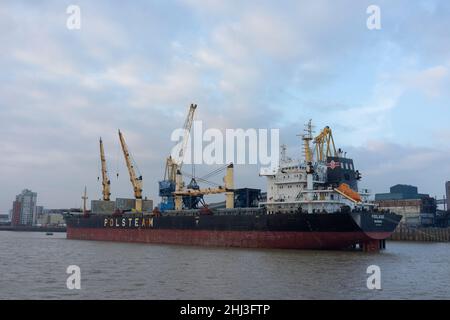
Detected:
[{"left": 334, "top": 183, "right": 362, "bottom": 203}]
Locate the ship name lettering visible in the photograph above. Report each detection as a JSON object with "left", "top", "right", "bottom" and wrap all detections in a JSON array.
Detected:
[
  {"left": 134, "top": 218, "right": 139, "bottom": 227},
  {"left": 109, "top": 219, "right": 114, "bottom": 227},
  {"left": 115, "top": 218, "right": 119, "bottom": 227},
  {"left": 128, "top": 218, "right": 132, "bottom": 227},
  {"left": 104, "top": 218, "right": 108, "bottom": 227},
  {"left": 122, "top": 218, "right": 126, "bottom": 227}
]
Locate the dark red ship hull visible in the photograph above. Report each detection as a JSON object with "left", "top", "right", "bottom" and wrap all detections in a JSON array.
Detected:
[
  {"left": 67, "top": 227, "right": 390, "bottom": 250},
  {"left": 65, "top": 210, "right": 402, "bottom": 252}
]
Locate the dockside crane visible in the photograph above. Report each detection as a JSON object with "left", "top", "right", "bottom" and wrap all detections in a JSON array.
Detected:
[
  {"left": 99, "top": 137, "right": 111, "bottom": 201},
  {"left": 118, "top": 129, "right": 143, "bottom": 212}
]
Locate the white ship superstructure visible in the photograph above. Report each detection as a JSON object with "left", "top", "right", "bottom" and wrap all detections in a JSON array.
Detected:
[{"left": 260, "top": 121, "right": 373, "bottom": 214}]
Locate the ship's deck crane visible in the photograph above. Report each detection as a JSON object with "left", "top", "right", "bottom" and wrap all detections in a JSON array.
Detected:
[
  {"left": 99, "top": 137, "right": 111, "bottom": 201},
  {"left": 168, "top": 103, "right": 197, "bottom": 178},
  {"left": 118, "top": 129, "right": 143, "bottom": 212},
  {"left": 159, "top": 103, "right": 234, "bottom": 211},
  {"left": 314, "top": 126, "right": 337, "bottom": 162},
  {"left": 173, "top": 163, "right": 234, "bottom": 210},
  {"left": 159, "top": 104, "right": 197, "bottom": 211}
]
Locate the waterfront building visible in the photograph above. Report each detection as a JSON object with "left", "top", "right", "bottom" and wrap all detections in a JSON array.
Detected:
[
  {"left": 34, "top": 206, "right": 44, "bottom": 225},
  {"left": 375, "top": 184, "right": 436, "bottom": 226},
  {"left": 35, "top": 211, "right": 65, "bottom": 226},
  {"left": 11, "top": 189, "right": 37, "bottom": 226},
  {"left": 0, "top": 214, "right": 10, "bottom": 224}
]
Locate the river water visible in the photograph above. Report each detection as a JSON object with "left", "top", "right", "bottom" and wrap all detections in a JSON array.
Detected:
[{"left": 0, "top": 231, "right": 449, "bottom": 299}]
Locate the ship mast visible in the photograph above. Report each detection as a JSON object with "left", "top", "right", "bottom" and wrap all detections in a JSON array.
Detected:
[
  {"left": 303, "top": 120, "right": 313, "bottom": 165},
  {"left": 280, "top": 144, "right": 287, "bottom": 162},
  {"left": 82, "top": 186, "right": 88, "bottom": 217},
  {"left": 302, "top": 120, "right": 314, "bottom": 214}
]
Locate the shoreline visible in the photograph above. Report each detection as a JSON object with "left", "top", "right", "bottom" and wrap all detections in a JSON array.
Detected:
[
  {"left": 0, "top": 226, "right": 66, "bottom": 233},
  {"left": 389, "top": 225, "right": 450, "bottom": 242}
]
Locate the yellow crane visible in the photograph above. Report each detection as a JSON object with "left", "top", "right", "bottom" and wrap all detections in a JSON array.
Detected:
[
  {"left": 164, "top": 103, "right": 197, "bottom": 183},
  {"left": 118, "top": 129, "right": 143, "bottom": 212},
  {"left": 314, "top": 126, "right": 337, "bottom": 162},
  {"left": 160, "top": 104, "right": 197, "bottom": 211},
  {"left": 99, "top": 137, "right": 111, "bottom": 201},
  {"left": 163, "top": 103, "right": 234, "bottom": 211},
  {"left": 173, "top": 164, "right": 235, "bottom": 210}
]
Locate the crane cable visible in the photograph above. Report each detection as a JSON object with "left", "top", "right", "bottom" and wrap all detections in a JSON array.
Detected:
[
  {"left": 115, "top": 140, "right": 120, "bottom": 179},
  {"left": 181, "top": 166, "right": 227, "bottom": 188},
  {"left": 128, "top": 151, "right": 143, "bottom": 179},
  {"left": 200, "top": 164, "right": 229, "bottom": 181}
]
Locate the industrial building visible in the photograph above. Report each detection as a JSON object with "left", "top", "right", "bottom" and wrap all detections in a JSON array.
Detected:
[
  {"left": 446, "top": 181, "right": 450, "bottom": 211},
  {"left": 0, "top": 214, "right": 10, "bottom": 225},
  {"left": 433, "top": 181, "right": 450, "bottom": 227},
  {"left": 34, "top": 208, "right": 86, "bottom": 226},
  {"left": 35, "top": 211, "right": 66, "bottom": 226},
  {"left": 375, "top": 184, "right": 436, "bottom": 226},
  {"left": 90, "top": 198, "right": 154, "bottom": 215},
  {"left": 375, "top": 184, "right": 430, "bottom": 201},
  {"left": 11, "top": 189, "right": 38, "bottom": 226}
]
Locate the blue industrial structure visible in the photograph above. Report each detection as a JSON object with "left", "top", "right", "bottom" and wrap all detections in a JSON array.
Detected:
[
  {"left": 375, "top": 184, "right": 430, "bottom": 201},
  {"left": 158, "top": 180, "right": 176, "bottom": 211}
]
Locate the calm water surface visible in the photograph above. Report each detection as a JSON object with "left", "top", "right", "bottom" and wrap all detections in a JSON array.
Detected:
[{"left": 0, "top": 231, "right": 449, "bottom": 299}]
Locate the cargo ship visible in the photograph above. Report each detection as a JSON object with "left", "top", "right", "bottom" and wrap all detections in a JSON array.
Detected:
[{"left": 65, "top": 117, "right": 401, "bottom": 252}]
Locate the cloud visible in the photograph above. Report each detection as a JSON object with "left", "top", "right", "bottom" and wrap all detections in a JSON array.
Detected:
[
  {"left": 0, "top": 0, "right": 450, "bottom": 212},
  {"left": 319, "top": 61, "right": 450, "bottom": 147},
  {"left": 407, "top": 65, "right": 449, "bottom": 98},
  {"left": 346, "top": 141, "right": 450, "bottom": 196}
]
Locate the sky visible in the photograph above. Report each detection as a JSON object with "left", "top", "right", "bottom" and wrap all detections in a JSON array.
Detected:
[{"left": 0, "top": 0, "right": 449, "bottom": 212}]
